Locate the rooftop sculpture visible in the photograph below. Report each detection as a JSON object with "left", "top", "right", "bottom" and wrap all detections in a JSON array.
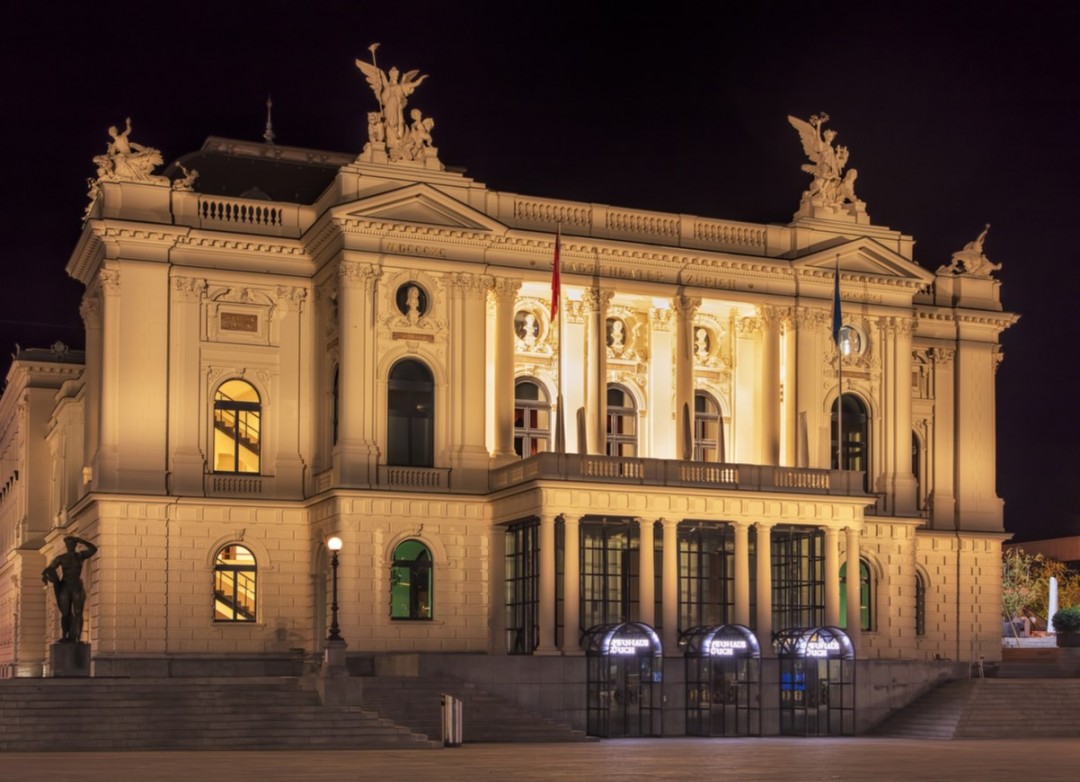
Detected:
[
  {"left": 939, "top": 224, "right": 1001, "bottom": 277},
  {"left": 788, "top": 113, "right": 864, "bottom": 213},
  {"left": 355, "top": 44, "right": 442, "bottom": 169}
]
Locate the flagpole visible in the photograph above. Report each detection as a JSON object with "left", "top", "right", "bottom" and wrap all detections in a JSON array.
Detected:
[{"left": 834, "top": 254, "right": 843, "bottom": 471}]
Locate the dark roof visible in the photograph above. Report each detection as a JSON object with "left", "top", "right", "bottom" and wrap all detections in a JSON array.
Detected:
[{"left": 162, "top": 146, "right": 345, "bottom": 205}]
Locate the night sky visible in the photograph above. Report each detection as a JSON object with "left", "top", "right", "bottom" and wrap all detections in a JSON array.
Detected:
[{"left": 2, "top": 2, "right": 1076, "bottom": 541}]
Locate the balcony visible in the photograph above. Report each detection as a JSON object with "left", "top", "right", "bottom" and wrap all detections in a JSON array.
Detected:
[{"left": 489, "top": 452, "right": 868, "bottom": 497}]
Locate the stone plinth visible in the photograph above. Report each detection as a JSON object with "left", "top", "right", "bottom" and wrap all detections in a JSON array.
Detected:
[{"left": 49, "top": 642, "right": 91, "bottom": 677}]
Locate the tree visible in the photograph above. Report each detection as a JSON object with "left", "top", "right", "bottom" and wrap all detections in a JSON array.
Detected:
[{"left": 1001, "top": 548, "right": 1038, "bottom": 635}]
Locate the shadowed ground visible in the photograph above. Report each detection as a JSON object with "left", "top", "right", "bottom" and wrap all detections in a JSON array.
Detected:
[{"left": 3, "top": 738, "right": 1079, "bottom": 782}]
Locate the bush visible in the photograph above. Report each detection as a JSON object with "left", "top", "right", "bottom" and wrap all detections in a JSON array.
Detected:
[{"left": 1052, "top": 605, "right": 1080, "bottom": 633}]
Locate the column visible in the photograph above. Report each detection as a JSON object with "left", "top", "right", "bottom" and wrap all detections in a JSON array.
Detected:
[
  {"left": 489, "top": 524, "right": 507, "bottom": 655},
  {"left": 562, "top": 516, "right": 581, "bottom": 653},
  {"left": 824, "top": 527, "right": 840, "bottom": 627},
  {"left": 638, "top": 518, "right": 655, "bottom": 627},
  {"left": 845, "top": 526, "right": 862, "bottom": 650},
  {"left": 335, "top": 261, "right": 379, "bottom": 486},
  {"left": 648, "top": 307, "right": 676, "bottom": 459},
  {"left": 491, "top": 278, "right": 521, "bottom": 465},
  {"left": 760, "top": 305, "right": 781, "bottom": 466},
  {"left": 79, "top": 295, "right": 102, "bottom": 488},
  {"left": 582, "top": 289, "right": 611, "bottom": 455},
  {"left": 94, "top": 267, "right": 121, "bottom": 490},
  {"left": 733, "top": 315, "right": 762, "bottom": 464},
  {"left": 780, "top": 310, "right": 797, "bottom": 466},
  {"left": 673, "top": 296, "right": 700, "bottom": 461},
  {"left": 733, "top": 521, "right": 751, "bottom": 626},
  {"left": 930, "top": 347, "right": 956, "bottom": 529},
  {"left": 275, "top": 285, "right": 308, "bottom": 494},
  {"left": 169, "top": 277, "right": 207, "bottom": 495},
  {"left": 661, "top": 518, "right": 679, "bottom": 655},
  {"left": 755, "top": 522, "right": 774, "bottom": 651},
  {"left": 449, "top": 273, "right": 493, "bottom": 490},
  {"left": 889, "top": 318, "right": 918, "bottom": 514},
  {"left": 537, "top": 514, "right": 558, "bottom": 654},
  {"left": 562, "top": 301, "right": 587, "bottom": 454}
]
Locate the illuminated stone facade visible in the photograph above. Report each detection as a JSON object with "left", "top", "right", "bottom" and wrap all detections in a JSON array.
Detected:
[{"left": 0, "top": 112, "right": 1016, "bottom": 682}]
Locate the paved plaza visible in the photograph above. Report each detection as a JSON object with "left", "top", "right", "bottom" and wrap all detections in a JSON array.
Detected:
[{"left": 3, "top": 738, "right": 1079, "bottom": 782}]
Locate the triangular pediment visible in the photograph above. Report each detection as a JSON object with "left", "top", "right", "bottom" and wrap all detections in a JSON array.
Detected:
[
  {"left": 793, "top": 238, "right": 934, "bottom": 285},
  {"left": 338, "top": 183, "right": 506, "bottom": 233}
]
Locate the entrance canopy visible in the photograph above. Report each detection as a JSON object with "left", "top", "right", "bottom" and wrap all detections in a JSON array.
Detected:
[
  {"left": 773, "top": 626, "right": 854, "bottom": 660},
  {"left": 583, "top": 622, "right": 663, "bottom": 657},
  {"left": 681, "top": 624, "right": 760, "bottom": 659}
]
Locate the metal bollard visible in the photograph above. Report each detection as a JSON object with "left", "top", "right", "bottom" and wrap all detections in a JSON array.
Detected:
[{"left": 441, "top": 693, "right": 463, "bottom": 747}]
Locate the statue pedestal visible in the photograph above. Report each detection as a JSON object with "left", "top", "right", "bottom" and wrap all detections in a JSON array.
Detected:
[{"left": 49, "top": 642, "right": 91, "bottom": 677}]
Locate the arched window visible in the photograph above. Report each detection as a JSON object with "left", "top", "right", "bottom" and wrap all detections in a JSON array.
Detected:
[
  {"left": 214, "top": 380, "right": 261, "bottom": 473},
  {"left": 214, "top": 544, "right": 257, "bottom": 622},
  {"left": 387, "top": 360, "right": 434, "bottom": 467},
  {"left": 831, "top": 394, "right": 868, "bottom": 490},
  {"left": 390, "top": 539, "right": 433, "bottom": 620},
  {"left": 606, "top": 385, "right": 637, "bottom": 457},
  {"left": 915, "top": 571, "right": 927, "bottom": 636},
  {"left": 514, "top": 379, "right": 550, "bottom": 457},
  {"left": 839, "top": 558, "right": 873, "bottom": 631},
  {"left": 693, "top": 391, "right": 724, "bottom": 463}
]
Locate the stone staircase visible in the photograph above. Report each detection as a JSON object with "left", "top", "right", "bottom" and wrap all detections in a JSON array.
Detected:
[
  {"left": 873, "top": 678, "right": 1080, "bottom": 739},
  {"left": 0, "top": 677, "right": 439, "bottom": 751},
  {"left": 357, "top": 674, "right": 594, "bottom": 743}
]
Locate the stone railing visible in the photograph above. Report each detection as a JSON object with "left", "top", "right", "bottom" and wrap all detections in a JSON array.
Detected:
[
  {"left": 500, "top": 194, "right": 769, "bottom": 254},
  {"left": 206, "top": 474, "right": 264, "bottom": 496},
  {"left": 490, "top": 452, "right": 866, "bottom": 497},
  {"left": 172, "top": 194, "right": 311, "bottom": 237},
  {"left": 377, "top": 465, "right": 450, "bottom": 492}
]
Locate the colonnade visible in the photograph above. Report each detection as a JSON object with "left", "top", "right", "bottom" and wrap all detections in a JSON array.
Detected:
[{"left": 533, "top": 516, "right": 862, "bottom": 656}]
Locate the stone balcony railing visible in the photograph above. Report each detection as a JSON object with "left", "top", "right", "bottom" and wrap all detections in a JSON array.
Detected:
[{"left": 489, "top": 452, "right": 868, "bottom": 497}]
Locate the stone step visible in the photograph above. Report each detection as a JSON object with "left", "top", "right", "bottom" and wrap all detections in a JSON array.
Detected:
[{"left": 0, "top": 676, "right": 440, "bottom": 751}]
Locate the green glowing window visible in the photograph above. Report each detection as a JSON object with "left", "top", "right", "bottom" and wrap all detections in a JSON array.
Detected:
[{"left": 390, "top": 540, "right": 433, "bottom": 620}]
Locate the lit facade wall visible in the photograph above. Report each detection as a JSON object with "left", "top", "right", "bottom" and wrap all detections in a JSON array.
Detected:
[{"left": 0, "top": 134, "right": 1017, "bottom": 676}]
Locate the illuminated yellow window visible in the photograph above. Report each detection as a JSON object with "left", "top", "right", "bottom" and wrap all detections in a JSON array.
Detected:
[
  {"left": 390, "top": 540, "right": 432, "bottom": 620},
  {"left": 214, "top": 544, "right": 257, "bottom": 622},
  {"left": 214, "top": 379, "right": 260, "bottom": 473}
]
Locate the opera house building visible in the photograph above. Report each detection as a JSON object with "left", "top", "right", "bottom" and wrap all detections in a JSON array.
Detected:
[{"left": 0, "top": 63, "right": 1017, "bottom": 736}]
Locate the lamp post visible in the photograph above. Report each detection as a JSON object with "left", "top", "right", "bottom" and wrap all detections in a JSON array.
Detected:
[
  {"left": 323, "top": 535, "right": 347, "bottom": 678},
  {"left": 327, "top": 535, "right": 343, "bottom": 642}
]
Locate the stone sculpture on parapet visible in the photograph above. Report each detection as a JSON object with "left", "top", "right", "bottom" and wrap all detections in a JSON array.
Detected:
[
  {"left": 85, "top": 117, "right": 168, "bottom": 218},
  {"left": 355, "top": 43, "right": 443, "bottom": 170},
  {"left": 938, "top": 224, "right": 1001, "bottom": 277},
  {"left": 788, "top": 113, "right": 867, "bottom": 220}
]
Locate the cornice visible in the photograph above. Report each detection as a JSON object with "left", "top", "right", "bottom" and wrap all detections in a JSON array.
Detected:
[{"left": 915, "top": 307, "right": 1020, "bottom": 330}]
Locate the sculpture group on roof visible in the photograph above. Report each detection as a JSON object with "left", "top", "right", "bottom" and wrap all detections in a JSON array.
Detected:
[
  {"left": 938, "top": 224, "right": 1001, "bottom": 277},
  {"left": 355, "top": 43, "right": 442, "bottom": 168},
  {"left": 788, "top": 113, "right": 863, "bottom": 211}
]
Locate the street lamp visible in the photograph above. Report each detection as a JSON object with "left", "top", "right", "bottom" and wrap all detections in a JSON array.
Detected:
[{"left": 327, "top": 536, "right": 343, "bottom": 642}]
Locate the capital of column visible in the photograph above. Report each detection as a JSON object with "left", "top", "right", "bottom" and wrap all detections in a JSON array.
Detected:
[
  {"left": 275, "top": 285, "right": 308, "bottom": 312},
  {"left": 671, "top": 295, "right": 701, "bottom": 321},
  {"left": 99, "top": 267, "right": 120, "bottom": 295},
  {"left": 794, "top": 306, "right": 829, "bottom": 329},
  {"left": 887, "top": 316, "right": 916, "bottom": 338},
  {"left": 564, "top": 299, "right": 586, "bottom": 325},
  {"left": 490, "top": 276, "right": 522, "bottom": 304},
  {"left": 79, "top": 296, "right": 102, "bottom": 329},
  {"left": 338, "top": 261, "right": 378, "bottom": 290},
  {"left": 930, "top": 346, "right": 955, "bottom": 366},
  {"left": 173, "top": 276, "right": 207, "bottom": 301},
  {"left": 759, "top": 304, "right": 784, "bottom": 331},
  {"left": 451, "top": 271, "right": 494, "bottom": 300},
  {"left": 993, "top": 346, "right": 1004, "bottom": 374},
  {"left": 581, "top": 288, "right": 614, "bottom": 314},
  {"left": 736, "top": 316, "right": 763, "bottom": 338},
  {"left": 649, "top": 307, "right": 674, "bottom": 331}
]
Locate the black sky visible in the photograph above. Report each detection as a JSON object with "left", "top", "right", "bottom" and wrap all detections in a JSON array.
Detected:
[{"left": 1, "top": 1, "right": 1075, "bottom": 541}]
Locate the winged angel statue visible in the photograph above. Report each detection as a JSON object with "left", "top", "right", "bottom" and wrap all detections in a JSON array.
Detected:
[
  {"left": 788, "top": 113, "right": 863, "bottom": 210},
  {"left": 355, "top": 44, "right": 439, "bottom": 166}
]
